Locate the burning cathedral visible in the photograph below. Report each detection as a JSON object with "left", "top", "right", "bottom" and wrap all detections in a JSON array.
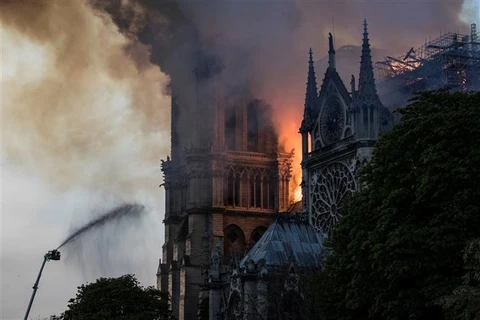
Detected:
[{"left": 157, "top": 20, "right": 392, "bottom": 319}]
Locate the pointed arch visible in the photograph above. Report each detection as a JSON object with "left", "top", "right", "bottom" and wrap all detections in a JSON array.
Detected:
[
  {"left": 226, "top": 291, "right": 243, "bottom": 320},
  {"left": 234, "top": 173, "right": 241, "bottom": 207},
  {"left": 255, "top": 174, "right": 262, "bottom": 208},
  {"left": 250, "top": 226, "right": 267, "bottom": 246},
  {"left": 224, "top": 224, "right": 246, "bottom": 263},
  {"left": 225, "top": 167, "right": 234, "bottom": 206}
]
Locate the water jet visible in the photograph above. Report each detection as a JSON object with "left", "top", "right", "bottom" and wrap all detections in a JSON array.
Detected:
[{"left": 23, "top": 203, "right": 145, "bottom": 319}]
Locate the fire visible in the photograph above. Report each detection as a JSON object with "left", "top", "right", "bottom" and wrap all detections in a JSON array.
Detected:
[
  {"left": 293, "top": 186, "right": 303, "bottom": 203},
  {"left": 275, "top": 104, "right": 303, "bottom": 204},
  {"left": 388, "top": 60, "right": 421, "bottom": 75}
]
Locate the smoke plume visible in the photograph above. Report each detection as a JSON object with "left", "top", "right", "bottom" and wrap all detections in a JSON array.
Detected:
[
  {"left": 2, "top": 0, "right": 170, "bottom": 191},
  {"left": 89, "top": 0, "right": 471, "bottom": 200},
  {"left": 2, "top": 1, "right": 169, "bottom": 318}
]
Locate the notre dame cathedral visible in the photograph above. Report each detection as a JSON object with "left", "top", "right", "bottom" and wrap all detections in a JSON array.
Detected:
[
  {"left": 157, "top": 20, "right": 392, "bottom": 319},
  {"left": 301, "top": 19, "right": 392, "bottom": 237}
]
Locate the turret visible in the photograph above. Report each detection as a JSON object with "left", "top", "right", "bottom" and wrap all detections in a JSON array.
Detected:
[
  {"left": 328, "top": 33, "right": 336, "bottom": 70},
  {"left": 353, "top": 19, "right": 382, "bottom": 140},
  {"left": 301, "top": 48, "right": 318, "bottom": 159},
  {"left": 357, "top": 19, "right": 377, "bottom": 97},
  {"left": 304, "top": 48, "right": 318, "bottom": 119}
]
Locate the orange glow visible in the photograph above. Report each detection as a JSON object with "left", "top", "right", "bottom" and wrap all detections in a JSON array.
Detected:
[
  {"left": 388, "top": 60, "right": 421, "bottom": 75},
  {"left": 274, "top": 104, "right": 303, "bottom": 204},
  {"left": 293, "top": 186, "right": 303, "bottom": 203}
]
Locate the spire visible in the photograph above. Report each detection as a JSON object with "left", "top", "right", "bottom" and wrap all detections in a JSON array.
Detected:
[
  {"left": 358, "top": 19, "right": 377, "bottom": 96},
  {"left": 328, "top": 33, "right": 336, "bottom": 70},
  {"left": 304, "top": 48, "right": 318, "bottom": 119}
]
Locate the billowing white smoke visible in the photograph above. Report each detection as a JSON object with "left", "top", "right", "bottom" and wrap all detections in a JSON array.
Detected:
[
  {"left": 1, "top": 1, "right": 170, "bottom": 318},
  {"left": 459, "top": 0, "right": 480, "bottom": 25}
]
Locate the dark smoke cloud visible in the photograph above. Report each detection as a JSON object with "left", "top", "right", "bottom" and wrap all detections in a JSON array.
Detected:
[
  {"left": 89, "top": 0, "right": 469, "bottom": 96},
  {"left": 88, "top": 0, "right": 472, "bottom": 200},
  {"left": 87, "top": 0, "right": 472, "bottom": 127}
]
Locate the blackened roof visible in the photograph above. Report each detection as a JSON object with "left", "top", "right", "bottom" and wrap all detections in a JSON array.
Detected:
[{"left": 239, "top": 215, "right": 324, "bottom": 269}]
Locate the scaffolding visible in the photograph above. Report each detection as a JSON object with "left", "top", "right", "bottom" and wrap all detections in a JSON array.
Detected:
[{"left": 375, "top": 23, "right": 480, "bottom": 93}]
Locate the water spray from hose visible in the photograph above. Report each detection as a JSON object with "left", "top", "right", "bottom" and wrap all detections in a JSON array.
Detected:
[
  {"left": 56, "top": 203, "right": 145, "bottom": 250},
  {"left": 23, "top": 203, "right": 145, "bottom": 320}
]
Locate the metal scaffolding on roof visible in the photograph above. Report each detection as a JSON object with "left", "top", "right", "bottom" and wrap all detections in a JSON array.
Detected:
[{"left": 375, "top": 23, "right": 480, "bottom": 93}]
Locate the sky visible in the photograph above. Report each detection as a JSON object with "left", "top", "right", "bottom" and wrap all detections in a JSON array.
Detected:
[{"left": 1, "top": 0, "right": 479, "bottom": 319}]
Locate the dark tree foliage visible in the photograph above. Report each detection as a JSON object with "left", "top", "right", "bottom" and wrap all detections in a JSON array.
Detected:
[
  {"left": 439, "top": 239, "right": 480, "bottom": 320},
  {"left": 59, "top": 274, "right": 174, "bottom": 320},
  {"left": 310, "top": 90, "right": 480, "bottom": 320}
]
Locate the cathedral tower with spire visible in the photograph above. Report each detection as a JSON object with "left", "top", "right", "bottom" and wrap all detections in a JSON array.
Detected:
[{"left": 301, "top": 20, "right": 392, "bottom": 236}]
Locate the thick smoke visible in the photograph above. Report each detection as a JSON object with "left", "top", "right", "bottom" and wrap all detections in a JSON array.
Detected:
[
  {"left": 2, "top": 1, "right": 170, "bottom": 191},
  {"left": 90, "top": 0, "right": 471, "bottom": 200},
  {"left": 2, "top": 1, "right": 169, "bottom": 318}
]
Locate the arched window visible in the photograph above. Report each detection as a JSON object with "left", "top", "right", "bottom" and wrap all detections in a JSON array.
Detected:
[
  {"left": 224, "top": 224, "right": 246, "bottom": 263},
  {"left": 234, "top": 174, "right": 241, "bottom": 207},
  {"left": 362, "top": 105, "right": 368, "bottom": 134},
  {"left": 226, "top": 169, "right": 234, "bottom": 206},
  {"left": 249, "top": 174, "right": 255, "bottom": 207},
  {"left": 250, "top": 226, "right": 267, "bottom": 246},
  {"left": 344, "top": 127, "right": 352, "bottom": 138},
  {"left": 255, "top": 175, "right": 261, "bottom": 208},
  {"left": 227, "top": 292, "right": 242, "bottom": 320},
  {"left": 269, "top": 178, "right": 275, "bottom": 209},
  {"left": 241, "top": 174, "right": 249, "bottom": 207},
  {"left": 262, "top": 176, "right": 269, "bottom": 209}
]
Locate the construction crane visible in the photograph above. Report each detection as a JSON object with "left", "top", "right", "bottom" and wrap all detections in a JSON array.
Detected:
[{"left": 24, "top": 250, "right": 61, "bottom": 320}]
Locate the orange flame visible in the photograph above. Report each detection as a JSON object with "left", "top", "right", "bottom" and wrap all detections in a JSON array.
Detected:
[{"left": 275, "top": 104, "right": 303, "bottom": 204}]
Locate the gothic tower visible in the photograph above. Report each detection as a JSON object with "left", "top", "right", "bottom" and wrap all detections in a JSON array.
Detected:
[
  {"left": 301, "top": 20, "right": 392, "bottom": 236},
  {"left": 157, "top": 52, "right": 293, "bottom": 319}
]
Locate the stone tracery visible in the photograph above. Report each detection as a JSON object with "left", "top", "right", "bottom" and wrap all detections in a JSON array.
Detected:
[
  {"left": 224, "top": 165, "right": 276, "bottom": 209},
  {"left": 310, "top": 162, "right": 357, "bottom": 234}
]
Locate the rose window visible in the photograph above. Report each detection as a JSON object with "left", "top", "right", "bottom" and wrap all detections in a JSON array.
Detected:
[{"left": 310, "top": 163, "right": 356, "bottom": 235}]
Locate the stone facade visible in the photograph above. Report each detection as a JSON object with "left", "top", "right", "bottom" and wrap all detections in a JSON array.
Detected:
[
  {"left": 206, "top": 216, "right": 322, "bottom": 320},
  {"left": 301, "top": 20, "right": 392, "bottom": 237},
  {"left": 158, "top": 19, "right": 392, "bottom": 319},
  {"left": 157, "top": 55, "right": 293, "bottom": 319}
]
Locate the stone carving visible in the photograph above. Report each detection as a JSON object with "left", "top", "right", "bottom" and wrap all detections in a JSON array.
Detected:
[{"left": 310, "top": 162, "right": 357, "bottom": 235}]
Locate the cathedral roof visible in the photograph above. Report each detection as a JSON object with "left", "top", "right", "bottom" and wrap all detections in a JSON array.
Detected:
[{"left": 239, "top": 215, "right": 324, "bottom": 269}]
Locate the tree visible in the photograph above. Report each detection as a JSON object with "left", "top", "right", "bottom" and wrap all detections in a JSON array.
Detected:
[
  {"left": 311, "top": 90, "right": 480, "bottom": 320},
  {"left": 59, "top": 274, "right": 174, "bottom": 320},
  {"left": 439, "top": 239, "right": 480, "bottom": 320}
]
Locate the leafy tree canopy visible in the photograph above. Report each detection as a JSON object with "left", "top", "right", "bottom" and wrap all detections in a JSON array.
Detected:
[
  {"left": 58, "top": 274, "right": 173, "bottom": 320},
  {"left": 310, "top": 90, "right": 480, "bottom": 320}
]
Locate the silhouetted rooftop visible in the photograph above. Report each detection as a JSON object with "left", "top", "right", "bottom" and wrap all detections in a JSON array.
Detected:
[{"left": 240, "top": 215, "right": 324, "bottom": 269}]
